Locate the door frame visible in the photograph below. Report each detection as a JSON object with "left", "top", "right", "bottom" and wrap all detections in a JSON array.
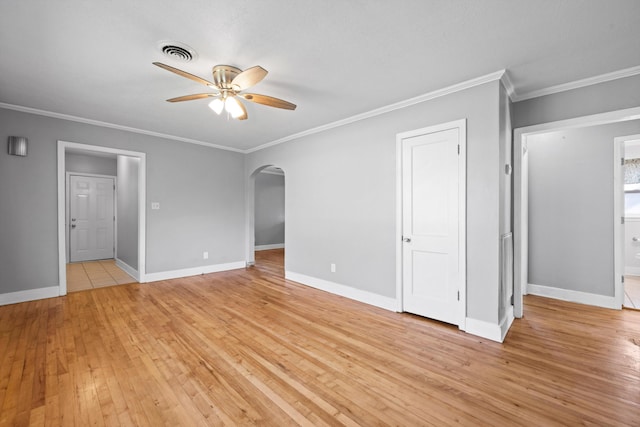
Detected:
[
  {"left": 616, "top": 134, "right": 640, "bottom": 307},
  {"left": 245, "top": 164, "right": 286, "bottom": 266},
  {"left": 57, "top": 141, "right": 147, "bottom": 295},
  {"left": 66, "top": 172, "right": 116, "bottom": 263},
  {"left": 513, "top": 106, "right": 640, "bottom": 317},
  {"left": 395, "top": 118, "right": 467, "bottom": 329}
]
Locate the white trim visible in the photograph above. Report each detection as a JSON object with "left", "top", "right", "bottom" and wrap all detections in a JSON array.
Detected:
[
  {"left": 464, "top": 316, "right": 505, "bottom": 343},
  {"left": 0, "top": 102, "right": 243, "bottom": 154},
  {"left": 618, "top": 134, "right": 640, "bottom": 307},
  {"left": 500, "top": 71, "right": 516, "bottom": 100},
  {"left": 58, "top": 141, "right": 147, "bottom": 295},
  {"left": 395, "top": 119, "right": 467, "bottom": 328},
  {"left": 144, "top": 261, "right": 245, "bottom": 283},
  {"left": 255, "top": 243, "right": 285, "bottom": 251},
  {"left": 248, "top": 70, "right": 504, "bottom": 153},
  {"left": 513, "top": 106, "right": 640, "bottom": 318},
  {"left": 285, "top": 271, "right": 397, "bottom": 311},
  {"left": 0, "top": 287, "right": 60, "bottom": 306},
  {"left": 527, "top": 283, "right": 620, "bottom": 310},
  {"left": 115, "top": 258, "right": 139, "bottom": 282},
  {"left": 500, "top": 306, "right": 515, "bottom": 342},
  {"left": 512, "top": 65, "right": 640, "bottom": 102},
  {"left": 624, "top": 267, "right": 640, "bottom": 276}
]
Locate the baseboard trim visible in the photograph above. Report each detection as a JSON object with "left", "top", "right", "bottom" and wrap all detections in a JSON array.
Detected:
[
  {"left": 255, "top": 244, "right": 285, "bottom": 251},
  {"left": 527, "top": 283, "right": 619, "bottom": 309},
  {"left": 285, "top": 271, "right": 397, "bottom": 311},
  {"left": 465, "top": 316, "right": 506, "bottom": 343},
  {"left": 115, "top": 258, "right": 139, "bottom": 282},
  {"left": 500, "top": 306, "right": 515, "bottom": 342},
  {"left": 144, "top": 261, "right": 246, "bottom": 283},
  {"left": 0, "top": 286, "right": 60, "bottom": 306},
  {"left": 624, "top": 267, "right": 640, "bottom": 276}
]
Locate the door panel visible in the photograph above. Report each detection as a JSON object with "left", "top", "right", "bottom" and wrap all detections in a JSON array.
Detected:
[
  {"left": 70, "top": 175, "right": 115, "bottom": 262},
  {"left": 402, "top": 126, "right": 462, "bottom": 326}
]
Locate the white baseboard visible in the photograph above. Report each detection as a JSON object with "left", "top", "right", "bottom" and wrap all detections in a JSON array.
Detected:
[
  {"left": 255, "top": 243, "right": 285, "bottom": 251},
  {"left": 0, "top": 286, "right": 60, "bottom": 306},
  {"left": 527, "top": 283, "right": 619, "bottom": 309},
  {"left": 115, "top": 258, "right": 139, "bottom": 282},
  {"left": 500, "top": 306, "right": 515, "bottom": 342},
  {"left": 285, "top": 271, "right": 397, "bottom": 311},
  {"left": 465, "top": 315, "right": 509, "bottom": 343},
  {"left": 144, "top": 261, "right": 245, "bottom": 283},
  {"left": 624, "top": 267, "right": 640, "bottom": 276}
]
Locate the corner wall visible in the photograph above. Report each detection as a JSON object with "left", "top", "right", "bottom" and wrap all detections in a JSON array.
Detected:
[
  {"left": 0, "top": 107, "right": 245, "bottom": 296},
  {"left": 246, "top": 81, "right": 503, "bottom": 327}
]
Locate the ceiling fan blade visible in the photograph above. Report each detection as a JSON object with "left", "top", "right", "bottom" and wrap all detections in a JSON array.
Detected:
[
  {"left": 166, "top": 93, "right": 219, "bottom": 102},
  {"left": 153, "top": 62, "right": 216, "bottom": 87},
  {"left": 231, "top": 66, "right": 268, "bottom": 91},
  {"left": 240, "top": 93, "right": 296, "bottom": 110}
]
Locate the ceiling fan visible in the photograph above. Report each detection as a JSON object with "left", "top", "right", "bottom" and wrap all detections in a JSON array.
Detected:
[{"left": 152, "top": 62, "right": 296, "bottom": 120}]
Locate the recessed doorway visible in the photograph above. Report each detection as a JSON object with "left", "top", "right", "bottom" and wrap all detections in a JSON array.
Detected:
[
  {"left": 247, "top": 165, "right": 285, "bottom": 272},
  {"left": 57, "top": 141, "right": 147, "bottom": 295}
]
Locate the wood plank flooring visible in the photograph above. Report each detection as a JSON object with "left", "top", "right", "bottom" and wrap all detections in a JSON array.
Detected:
[{"left": 1, "top": 249, "right": 639, "bottom": 425}]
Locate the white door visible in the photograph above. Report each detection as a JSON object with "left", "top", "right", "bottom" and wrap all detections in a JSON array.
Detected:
[
  {"left": 69, "top": 175, "right": 115, "bottom": 262},
  {"left": 401, "top": 124, "right": 464, "bottom": 326}
]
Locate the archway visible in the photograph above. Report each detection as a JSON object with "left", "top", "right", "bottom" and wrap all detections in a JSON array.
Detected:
[{"left": 246, "top": 165, "right": 285, "bottom": 269}]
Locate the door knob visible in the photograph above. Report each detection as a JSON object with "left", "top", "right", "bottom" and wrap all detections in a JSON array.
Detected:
[{"left": 403, "top": 237, "right": 411, "bottom": 243}]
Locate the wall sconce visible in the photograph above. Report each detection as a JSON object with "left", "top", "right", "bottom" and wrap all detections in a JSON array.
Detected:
[{"left": 7, "top": 136, "right": 28, "bottom": 157}]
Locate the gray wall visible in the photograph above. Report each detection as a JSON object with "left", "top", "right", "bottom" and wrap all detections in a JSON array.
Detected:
[
  {"left": 66, "top": 152, "right": 117, "bottom": 176},
  {"left": 116, "top": 155, "right": 139, "bottom": 270},
  {"left": 0, "top": 108, "right": 245, "bottom": 294},
  {"left": 255, "top": 172, "right": 285, "bottom": 247},
  {"left": 247, "top": 81, "right": 502, "bottom": 324},
  {"left": 528, "top": 120, "right": 640, "bottom": 296},
  {"left": 513, "top": 74, "right": 640, "bottom": 129}
]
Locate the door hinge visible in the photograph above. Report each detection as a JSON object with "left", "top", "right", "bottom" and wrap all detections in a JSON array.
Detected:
[
  {"left": 622, "top": 216, "right": 625, "bottom": 224},
  {"left": 457, "top": 145, "right": 460, "bottom": 155},
  {"left": 622, "top": 157, "right": 625, "bottom": 166},
  {"left": 622, "top": 275, "right": 625, "bottom": 284},
  {"left": 457, "top": 290, "right": 460, "bottom": 301}
]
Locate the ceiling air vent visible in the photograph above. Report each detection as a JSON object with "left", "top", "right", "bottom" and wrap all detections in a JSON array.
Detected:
[{"left": 158, "top": 41, "right": 197, "bottom": 62}]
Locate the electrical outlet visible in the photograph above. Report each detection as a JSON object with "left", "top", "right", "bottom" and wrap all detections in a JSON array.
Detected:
[
  {"left": 203, "top": 251, "right": 209, "bottom": 260},
  {"left": 330, "top": 263, "right": 336, "bottom": 273},
  {"left": 151, "top": 202, "right": 160, "bottom": 210}
]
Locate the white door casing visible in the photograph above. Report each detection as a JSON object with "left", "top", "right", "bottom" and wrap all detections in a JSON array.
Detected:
[
  {"left": 398, "top": 120, "right": 466, "bottom": 327},
  {"left": 69, "top": 175, "right": 115, "bottom": 262}
]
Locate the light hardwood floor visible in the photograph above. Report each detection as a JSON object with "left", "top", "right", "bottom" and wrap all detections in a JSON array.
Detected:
[
  {"left": 1, "top": 249, "right": 639, "bottom": 425},
  {"left": 67, "top": 260, "right": 136, "bottom": 292}
]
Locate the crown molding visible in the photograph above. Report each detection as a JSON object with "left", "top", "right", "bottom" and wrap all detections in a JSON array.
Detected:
[
  {"left": 500, "top": 71, "right": 516, "bottom": 100},
  {"left": 0, "top": 102, "right": 244, "bottom": 153},
  {"left": 512, "top": 65, "right": 640, "bottom": 102},
  {"left": 247, "top": 70, "right": 506, "bottom": 153}
]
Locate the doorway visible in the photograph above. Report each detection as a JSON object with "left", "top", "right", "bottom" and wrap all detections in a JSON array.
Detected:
[
  {"left": 620, "top": 135, "right": 640, "bottom": 308},
  {"left": 514, "top": 107, "right": 640, "bottom": 317},
  {"left": 248, "top": 165, "right": 285, "bottom": 272},
  {"left": 68, "top": 174, "right": 115, "bottom": 262},
  {"left": 396, "top": 119, "right": 466, "bottom": 328},
  {"left": 57, "top": 141, "right": 147, "bottom": 295}
]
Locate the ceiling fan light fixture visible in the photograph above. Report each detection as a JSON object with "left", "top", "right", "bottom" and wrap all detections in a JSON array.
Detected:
[
  {"left": 224, "top": 96, "right": 244, "bottom": 118},
  {"left": 209, "top": 98, "right": 224, "bottom": 115}
]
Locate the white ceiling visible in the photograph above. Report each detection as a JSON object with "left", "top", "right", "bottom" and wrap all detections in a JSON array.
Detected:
[{"left": 1, "top": 0, "right": 639, "bottom": 152}]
